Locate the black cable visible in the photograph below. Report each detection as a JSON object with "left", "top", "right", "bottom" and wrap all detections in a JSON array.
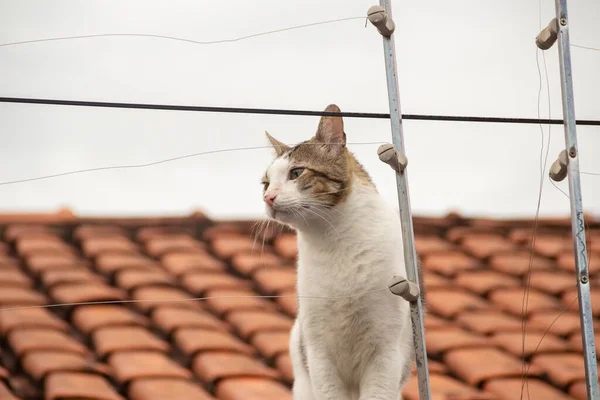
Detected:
[{"left": 1, "top": 96, "right": 600, "bottom": 126}]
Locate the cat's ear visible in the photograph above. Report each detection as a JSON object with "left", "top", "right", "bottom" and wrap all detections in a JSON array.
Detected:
[
  {"left": 315, "top": 104, "right": 346, "bottom": 154},
  {"left": 265, "top": 131, "right": 290, "bottom": 157}
]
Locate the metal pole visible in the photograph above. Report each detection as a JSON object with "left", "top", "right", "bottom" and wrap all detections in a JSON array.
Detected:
[
  {"left": 554, "top": 0, "right": 599, "bottom": 398},
  {"left": 372, "top": 1, "right": 432, "bottom": 399}
]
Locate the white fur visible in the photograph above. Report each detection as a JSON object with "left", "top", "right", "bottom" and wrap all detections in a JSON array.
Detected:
[{"left": 264, "top": 158, "right": 413, "bottom": 400}]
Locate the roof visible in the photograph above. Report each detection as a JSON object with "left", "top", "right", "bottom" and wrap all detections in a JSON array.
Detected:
[{"left": 0, "top": 209, "right": 597, "bottom": 400}]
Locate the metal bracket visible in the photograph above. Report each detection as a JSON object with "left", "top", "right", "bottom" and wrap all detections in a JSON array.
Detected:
[
  {"left": 378, "top": 143, "right": 408, "bottom": 173},
  {"left": 549, "top": 149, "right": 569, "bottom": 182},
  {"left": 389, "top": 275, "right": 420, "bottom": 302},
  {"left": 536, "top": 18, "right": 559, "bottom": 50},
  {"left": 367, "top": 5, "right": 396, "bottom": 37}
]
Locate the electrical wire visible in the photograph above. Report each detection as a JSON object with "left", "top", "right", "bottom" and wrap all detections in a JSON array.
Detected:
[
  {"left": 0, "top": 16, "right": 366, "bottom": 48},
  {"left": 2, "top": 97, "right": 600, "bottom": 125}
]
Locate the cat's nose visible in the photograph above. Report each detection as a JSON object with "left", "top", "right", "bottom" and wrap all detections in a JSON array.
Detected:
[{"left": 264, "top": 193, "right": 277, "bottom": 206}]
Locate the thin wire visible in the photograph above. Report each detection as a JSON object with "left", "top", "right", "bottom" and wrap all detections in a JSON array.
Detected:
[
  {"left": 581, "top": 171, "right": 600, "bottom": 176},
  {"left": 0, "top": 17, "right": 365, "bottom": 48},
  {"left": 520, "top": 6, "right": 554, "bottom": 396},
  {"left": 0, "top": 288, "right": 390, "bottom": 313},
  {"left": 0, "top": 142, "right": 384, "bottom": 187},
  {"left": 571, "top": 44, "right": 600, "bottom": 52}
]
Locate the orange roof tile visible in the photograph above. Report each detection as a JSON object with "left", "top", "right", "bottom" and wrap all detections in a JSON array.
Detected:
[{"left": 0, "top": 211, "right": 595, "bottom": 399}]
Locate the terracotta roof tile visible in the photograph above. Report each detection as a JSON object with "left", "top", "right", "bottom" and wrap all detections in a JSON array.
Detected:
[
  {"left": 446, "top": 226, "right": 501, "bottom": 243},
  {"left": 201, "top": 225, "right": 245, "bottom": 242},
  {"left": 144, "top": 235, "right": 207, "bottom": 258},
  {"left": 526, "top": 270, "right": 576, "bottom": 295},
  {"left": 226, "top": 310, "right": 293, "bottom": 340},
  {"left": 50, "top": 282, "right": 126, "bottom": 304},
  {"left": 181, "top": 272, "right": 252, "bottom": 295},
  {"left": 71, "top": 305, "right": 148, "bottom": 335},
  {"left": 15, "top": 237, "right": 75, "bottom": 257},
  {"left": 275, "top": 289, "right": 297, "bottom": 317},
  {"left": 41, "top": 268, "right": 105, "bottom": 288},
  {"left": 92, "top": 326, "right": 169, "bottom": 358},
  {"left": 136, "top": 226, "right": 194, "bottom": 243},
  {"left": 489, "top": 288, "right": 560, "bottom": 316},
  {"left": 426, "top": 327, "right": 489, "bottom": 355},
  {"left": 421, "top": 251, "right": 480, "bottom": 276},
  {"left": 424, "top": 313, "right": 452, "bottom": 330},
  {"left": 421, "top": 271, "right": 452, "bottom": 289},
  {"left": 4, "top": 224, "right": 57, "bottom": 242},
  {"left": 128, "top": 378, "right": 215, "bottom": 400},
  {"left": 455, "top": 270, "right": 521, "bottom": 295},
  {"left": 568, "top": 332, "right": 599, "bottom": 353},
  {"left": 569, "top": 381, "right": 589, "bottom": 400},
  {"left": 193, "top": 352, "right": 279, "bottom": 383},
  {"left": 82, "top": 237, "right": 139, "bottom": 258},
  {"left": 115, "top": 269, "right": 176, "bottom": 291},
  {"left": 461, "top": 234, "right": 516, "bottom": 259},
  {"left": 484, "top": 377, "right": 573, "bottom": 400},
  {"left": 456, "top": 310, "right": 523, "bottom": 334},
  {"left": 0, "top": 381, "right": 19, "bottom": 400},
  {"left": 21, "top": 351, "right": 104, "bottom": 381},
  {"left": 0, "top": 216, "right": 594, "bottom": 399},
  {"left": 0, "top": 255, "right": 19, "bottom": 268},
  {"left": 426, "top": 289, "right": 491, "bottom": 318},
  {"left": 173, "top": 328, "right": 254, "bottom": 357},
  {"left": 527, "top": 311, "right": 588, "bottom": 336},
  {"left": 204, "top": 288, "right": 277, "bottom": 316},
  {"left": 0, "top": 308, "right": 68, "bottom": 334},
  {"left": 402, "top": 373, "right": 494, "bottom": 400},
  {"left": 273, "top": 234, "right": 297, "bottom": 260},
  {"left": 561, "top": 287, "right": 600, "bottom": 316},
  {"left": 131, "top": 287, "right": 201, "bottom": 313},
  {"left": 253, "top": 268, "right": 296, "bottom": 294},
  {"left": 73, "top": 225, "right": 127, "bottom": 241},
  {"left": 0, "top": 287, "right": 47, "bottom": 307},
  {"left": 414, "top": 235, "right": 455, "bottom": 254},
  {"left": 491, "top": 331, "right": 570, "bottom": 357},
  {"left": 45, "top": 372, "right": 125, "bottom": 400},
  {"left": 251, "top": 331, "right": 290, "bottom": 359},
  {"left": 161, "top": 252, "right": 226, "bottom": 276},
  {"left": 95, "top": 254, "right": 159, "bottom": 276},
  {"left": 557, "top": 250, "right": 600, "bottom": 275},
  {"left": 211, "top": 236, "right": 256, "bottom": 260},
  {"left": 275, "top": 354, "right": 293, "bottom": 384},
  {"left": 532, "top": 353, "right": 586, "bottom": 387},
  {"left": 533, "top": 236, "right": 573, "bottom": 258},
  {"left": 489, "top": 251, "right": 555, "bottom": 276},
  {"left": 151, "top": 308, "right": 228, "bottom": 335},
  {"left": 25, "top": 254, "right": 89, "bottom": 276},
  {"left": 109, "top": 352, "right": 191, "bottom": 383},
  {"left": 445, "top": 347, "right": 539, "bottom": 385},
  {"left": 8, "top": 328, "right": 88, "bottom": 357},
  {"left": 230, "top": 252, "right": 282, "bottom": 276},
  {"left": 0, "top": 269, "right": 31, "bottom": 289},
  {"left": 215, "top": 377, "right": 292, "bottom": 400}
]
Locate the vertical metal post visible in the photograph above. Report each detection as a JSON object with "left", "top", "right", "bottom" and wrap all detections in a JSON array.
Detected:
[
  {"left": 373, "top": 1, "right": 432, "bottom": 399},
  {"left": 554, "top": 0, "right": 599, "bottom": 398}
]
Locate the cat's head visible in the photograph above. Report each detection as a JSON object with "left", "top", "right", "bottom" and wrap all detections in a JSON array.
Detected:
[{"left": 261, "top": 104, "right": 372, "bottom": 229}]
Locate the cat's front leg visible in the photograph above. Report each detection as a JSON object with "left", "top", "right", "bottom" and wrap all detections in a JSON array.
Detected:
[
  {"left": 358, "top": 352, "right": 404, "bottom": 400},
  {"left": 307, "top": 345, "right": 352, "bottom": 400}
]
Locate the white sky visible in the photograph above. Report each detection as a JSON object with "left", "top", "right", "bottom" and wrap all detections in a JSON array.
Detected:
[{"left": 0, "top": 0, "right": 599, "bottom": 220}]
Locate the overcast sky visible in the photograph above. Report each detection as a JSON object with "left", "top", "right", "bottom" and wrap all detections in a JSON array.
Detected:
[{"left": 0, "top": 0, "right": 599, "bottom": 220}]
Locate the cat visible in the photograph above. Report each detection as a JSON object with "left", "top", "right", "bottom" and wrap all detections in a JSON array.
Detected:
[{"left": 261, "top": 104, "right": 417, "bottom": 400}]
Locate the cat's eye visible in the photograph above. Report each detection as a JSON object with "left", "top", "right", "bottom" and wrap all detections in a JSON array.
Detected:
[
  {"left": 289, "top": 168, "right": 305, "bottom": 180},
  {"left": 261, "top": 181, "right": 269, "bottom": 190}
]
